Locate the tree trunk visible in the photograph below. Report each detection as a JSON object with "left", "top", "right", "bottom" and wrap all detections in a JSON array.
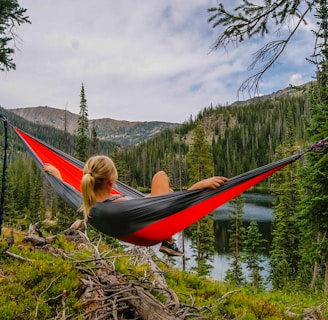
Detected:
[
  {"left": 324, "top": 261, "right": 328, "bottom": 295},
  {"left": 311, "top": 232, "right": 321, "bottom": 289},
  {"left": 311, "top": 261, "right": 319, "bottom": 289}
]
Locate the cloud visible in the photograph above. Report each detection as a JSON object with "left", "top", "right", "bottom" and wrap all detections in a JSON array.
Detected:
[
  {"left": 288, "top": 73, "right": 304, "bottom": 85},
  {"left": 0, "top": 0, "right": 316, "bottom": 122}
]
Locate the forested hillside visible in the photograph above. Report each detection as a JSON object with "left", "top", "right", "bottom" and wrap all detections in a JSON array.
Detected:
[
  {"left": 0, "top": 106, "right": 120, "bottom": 158},
  {"left": 115, "top": 95, "right": 310, "bottom": 190},
  {"left": 0, "top": 92, "right": 310, "bottom": 193}
]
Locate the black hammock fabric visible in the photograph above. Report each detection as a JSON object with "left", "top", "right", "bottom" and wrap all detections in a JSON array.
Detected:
[{"left": 12, "top": 126, "right": 306, "bottom": 246}]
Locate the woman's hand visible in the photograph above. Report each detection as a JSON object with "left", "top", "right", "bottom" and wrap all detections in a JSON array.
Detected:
[
  {"left": 43, "top": 163, "right": 63, "bottom": 180},
  {"left": 189, "top": 176, "right": 229, "bottom": 190}
]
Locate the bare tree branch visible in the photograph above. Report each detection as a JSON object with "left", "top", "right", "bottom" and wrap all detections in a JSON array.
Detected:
[{"left": 208, "top": 0, "right": 317, "bottom": 97}]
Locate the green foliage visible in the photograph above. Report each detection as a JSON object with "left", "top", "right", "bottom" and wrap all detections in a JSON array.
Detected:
[
  {"left": 1, "top": 228, "right": 327, "bottom": 319},
  {"left": 244, "top": 220, "right": 267, "bottom": 288},
  {"left": 75, "top": 83, "right": 89, "bottom": 162},
  {"left": 189, "top": 215, "right": 215, "bottom": 276},
  {"left": 2, "top": 155, "right": 78, "bottom": 233},
  {"left": 225, "top": 195, "right": 246, "bottom": 286},
  {"left": 297, "top": 80, "right": 328, "bottom": 293},
  {"left": 187, "top": 122, "right": 215, "bottom": 276},
  {"left": 208, "top": 0, "right": 318, "bottom": 94},
  {"left": 112, "top": 95, "right": 310, "bottom": 191},
  {"left": 206, "top": 0, "right": 327, "bottom": 292},
  {"left": 208, "top": 1, "right": 308, "bottom": 41},
  {"left": 0, "top": 82, "right": 322, "bottom": 295},
  {"left": 270, "top": 116, "right": 302, "bottom": 289},
  {"left": 0, "top": 243, "right": 83, "bottom": 319},
  {"left": 89, "top": 125, "right": 99, "bottom": 156},
  {"left": 165, "top": 269, "right": 327, "bottom": 319},
  {"left": 187, "top": 121, "right": 213, "bottom": 184},
  {"left": 0, "top": 0, "right": 31, "bottom": 71}
]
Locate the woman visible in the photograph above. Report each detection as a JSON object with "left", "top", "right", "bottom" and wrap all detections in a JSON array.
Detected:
[{"left": 44, "top": 155, "right": 228, "bottom": 256}]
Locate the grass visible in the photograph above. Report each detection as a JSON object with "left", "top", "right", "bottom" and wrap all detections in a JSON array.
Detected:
[{"left": 0, "top": 227, "right": 327, "bottom": 319}]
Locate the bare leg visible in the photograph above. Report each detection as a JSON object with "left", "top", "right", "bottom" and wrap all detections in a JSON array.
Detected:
[
  {"left": 149, "top": 171, "right": 175, "bottom": 242},
  {"left": 150, "top": 171, "right": 183, "bottom": 256},
  {"left": 149, "top": 171, "right": 173, "bottom": 196}
]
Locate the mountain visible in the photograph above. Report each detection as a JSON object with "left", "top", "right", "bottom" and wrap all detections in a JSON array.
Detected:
[
  {"left": 231, "top": 81, "right": 313, "bottom": 106},
  {"left": 7, "top": 106, "right": 180, "bottom": 145},
  {"left": 6, "top": 82, "right": 313, "bottom": 146}
]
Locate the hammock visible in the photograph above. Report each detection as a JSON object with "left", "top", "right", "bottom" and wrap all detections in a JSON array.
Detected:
[{"left": 2, "top": 119, "right": 327, "bottom": 246}]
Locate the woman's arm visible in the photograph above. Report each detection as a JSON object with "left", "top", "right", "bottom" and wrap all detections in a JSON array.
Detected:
[{"left": 188, "top": 176, "right": 228, "bottom": 190}]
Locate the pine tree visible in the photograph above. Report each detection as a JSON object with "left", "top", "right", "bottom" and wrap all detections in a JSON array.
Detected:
[
  {"left": 0, "top": 0, "right": 30, "bottom": 71},
  {"left": 270, "top": 106, "right": 302, "bottom": 289},
  {"left": 298, "top": 2, "right": 328, "bottom": 293},
  {"left": 4, "top": 161, "right": 21, "bottom": 228},
  {"left": 244, "top": 220, "right": 266, "bottom": 288},
  {"left": 29, "top": 161, "right": 43, "bottom": 220},
  {"left": 50, "top": 198, "right": 76, "bottom": 234},
  {"left": 111, "top": 146, "right": 130, "bottom": 185},
  {"left": 208, "top": 0, "right": 328, "bottom": 292},
  {"left": 187, "top": 121, "right": 213, "bottom": 181},
  {"left": 208, "top": 1, "right": 323, "bottom": 95},
  {"left": 187, "top": 121, "right": 215, "bottom": 276},
  {"left": 76, "top": 83, "right": 89, "bottom": 162},
  {"left": 225, "top": 195, "right": 246, "bottom": 286},
  {"left": 89, "top": 125, "right": 99, "bottom": 156}
]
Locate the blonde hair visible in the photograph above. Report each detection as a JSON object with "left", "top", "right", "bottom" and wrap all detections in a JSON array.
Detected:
[{"left": 80, "top": 155, "right": 118, "bottom": 220}]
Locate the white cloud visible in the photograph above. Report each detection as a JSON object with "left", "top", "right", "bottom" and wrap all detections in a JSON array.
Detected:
[
  {"left": 289, "top": 73, "right": 304, "bottom": 85},
  {"left": 0, "top": 0, "right": 316, "bottom": 122}
]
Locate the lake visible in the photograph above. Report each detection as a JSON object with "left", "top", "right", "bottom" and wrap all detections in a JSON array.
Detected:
[{"left": 173, "top": 192, "right": 274, "bottom": 281}]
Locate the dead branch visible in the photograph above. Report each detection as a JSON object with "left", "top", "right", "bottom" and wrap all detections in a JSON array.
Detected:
[
  {"left": 23, "top": 234, "right": 47, "bottom": 246},
  {"left": 285, "top": 302, "right": 326, "bottom": 320},
  {"left": 35, "top": 276, "right": 61, "bottom": 318},
  {"left": 10, "top": 220, "right": 214, "bottom": 319},
  {"left": 217, "top": 289, "right": 241, "bottom": 303},
  {"left": 125, "top": 246, "right": 180, "bottom": 312},
  {"left": 4, "top": 250, "right": 34, "bottom": 262}
]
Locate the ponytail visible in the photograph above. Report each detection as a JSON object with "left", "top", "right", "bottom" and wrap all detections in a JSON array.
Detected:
[
  {"left": 80, "top": 173, "right": 96, "bottom": 220},
  {"left": 80, "top": 155, "right": 118, "bottom": 220}
]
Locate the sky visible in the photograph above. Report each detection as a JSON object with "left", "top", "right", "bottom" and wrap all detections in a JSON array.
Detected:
[{"left": 0, "top": 1, "right": 317, "bottom": 123}]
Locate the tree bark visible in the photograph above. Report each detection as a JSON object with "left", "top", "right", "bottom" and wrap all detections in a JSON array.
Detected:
[{"left": 324, "top": 261, "right": 328, "bottom": 295}]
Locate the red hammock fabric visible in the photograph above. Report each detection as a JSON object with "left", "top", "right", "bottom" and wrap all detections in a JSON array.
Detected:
[
  {"left": 122, "top": 165, "right": 285, "bottom": 245},
  {"left": 13, "top": 126, "right": 302, "bottom": 246},
  {"left": 15, "top": 128, "right": 121, "bottom": 195}
]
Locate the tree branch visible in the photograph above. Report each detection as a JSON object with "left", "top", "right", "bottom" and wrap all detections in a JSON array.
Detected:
[{"left": 208, "top": 0, "right": 317, "bottom": 97}]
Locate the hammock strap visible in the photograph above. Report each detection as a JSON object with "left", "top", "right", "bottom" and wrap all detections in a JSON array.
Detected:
[
  {"left": 302, "top": 137, "right": 328, "bottom": 154},
  {"left": 0, "top": 115, "right": 9, "bottom": 234}
]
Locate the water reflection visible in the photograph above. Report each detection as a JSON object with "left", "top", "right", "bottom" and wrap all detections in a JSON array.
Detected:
[
  {"left": 165, "top": 192, "right": 274, "bottom": 282},
  {"left": 203, "top": 192, "right": 274, "bottom": 281},
  {"left": 213, "top": 192, "right": 274, "bottom": 254}
]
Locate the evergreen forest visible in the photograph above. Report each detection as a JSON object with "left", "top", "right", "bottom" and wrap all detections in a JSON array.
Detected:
[
  {"left": 0, "top": 85, "right": 327, "bottom": 319},
  {"left": 0, "top": 92, "right": 310, "bottom": 200}
]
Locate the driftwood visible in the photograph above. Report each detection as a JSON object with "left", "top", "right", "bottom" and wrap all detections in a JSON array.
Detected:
[{"left": 7, "top": 221, "right": 212, "bottom": 320}]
